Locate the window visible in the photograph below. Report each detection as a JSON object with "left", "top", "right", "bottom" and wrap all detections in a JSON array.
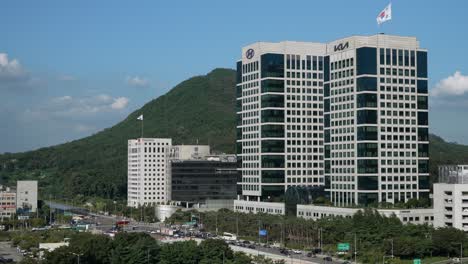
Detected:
[
  {"left": 356, "top": 47, "right": 377, "bottom": 75},
  {"left": 261, "top": 54, "right": 284, "bottom": 78},
  {"left": 357, "top": 77, "right": 377, "bottom": 92},
  {"left": 417, "top": 51, "right": 428, "bottom": 78}
]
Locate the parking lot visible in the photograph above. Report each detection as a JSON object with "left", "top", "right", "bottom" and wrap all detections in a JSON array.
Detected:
[{"left": 0, "top": 241, "right": 22, "bottom": 263}]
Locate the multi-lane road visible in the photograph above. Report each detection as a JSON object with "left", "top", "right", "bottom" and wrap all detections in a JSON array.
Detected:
[{"left": 46, "top": 201, "right": 344, "bottom": 264}]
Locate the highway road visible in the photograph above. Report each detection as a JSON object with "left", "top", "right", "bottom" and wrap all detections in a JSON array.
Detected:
[{"left": 46, "top": 201, "right": 345, "bottom": 264}]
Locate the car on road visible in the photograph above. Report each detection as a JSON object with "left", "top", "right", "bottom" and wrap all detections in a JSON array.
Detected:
[
  {"left": 306, "top": 252, "right": 316, "bottom": 258},
  {"left": 323, "top": 256, "right": 333, "bottom": 262},
  {"left": 451, "top": 258, "right": 461, "bottom": 263},
  {"left": 292, "top": 249, "right": 302, "bottom": 254}
]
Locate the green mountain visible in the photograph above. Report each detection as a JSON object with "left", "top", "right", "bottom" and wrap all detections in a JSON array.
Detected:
[
  {"left": 1, "top": 67, "right": 468, "bottom": 200},
  {"left": 0, "top": 68, "right": 236, "bottom": 199}
]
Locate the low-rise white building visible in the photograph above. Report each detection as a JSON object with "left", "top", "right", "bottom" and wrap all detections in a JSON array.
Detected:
[
  {"left": 297, "top": 204, "right": 433, "bottom": 225},
  {"left": 234, "top": 199, "right": 433, "bottom": 225},
  {"left": 234, "top": 200, "right": 285, "bottom": 215},
  {"left": 434, "top": 183, "right": 468, "bottom": 230},
  {"left": 433, "top": 165, "right": 468, "bottom": 231}
]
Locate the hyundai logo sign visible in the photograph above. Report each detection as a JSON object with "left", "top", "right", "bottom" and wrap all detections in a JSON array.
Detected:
[
  {"left": 334, "top": 42, "right": 349, "bottom": 52},
  {"left": 246, "top": 49, "right": 255, "bottom": 59}
]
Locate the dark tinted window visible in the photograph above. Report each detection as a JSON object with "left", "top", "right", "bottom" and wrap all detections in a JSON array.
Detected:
[
  {"left": 356, "top": 47, "right": 377, "bottom": 75},
  {"left": 261, "top": 79, "right": 284, "bottom": 93},
  {"left": 324, "top": 83, "right": 330, "bottom": 97},
  {"left": 418, "top": 144, "right": 429, "bottom": 157},
  {"left": 358, "top": 159, "right": 378, "bottom": 173},
  {"left": 324, "top": 114, "right": 330, "bottom": 128},
  {"left": 357, "top": 77, "right": 377, "bottom": 92},
  {"left": 262, "top": 170, "right": 285, "bottom": 183},
  {"left": 261, "top": 94, "right": 284, "bottom": 108},
  {"left": 324, "top": 99, "right": 330, "bottom": 112},
  {"left": 261, "top": 53, "right": 284, "bottom": 78},
  {"left": 324, "top": 56, "right": 330, "bottom": 82},
  {"left": 357, "top": 126, "right": 378, "bottom": 141},
  {"left": 357, "top": 110, "right": 378, "bottom": 124},
  {"left": 357, "top": 143, "right": 378, "bottom": 157},
  {"left": 358, "top": 193, "right": 378, "bottom": 206},
  {"left": 262, "top": 155, "right": 285, "bottom": 168},
  {"left": 418, "top": 160, "right": 429, "bottom": 174},
  {"left": 419, "top": 176, "right": 430, "bottom": 189},
  {"left": 418, "top": 127, "right": 429, "bottom": 141},
  {"left": 418, "top": 112, "right": 428, "bottom": 126},
  {"left": 358, "top": 176, "right": 378, "bottom": 190},
  {"left": 236, "top": 61, "right": 242, "bottom": 84},
  {"left": 417, "top": 96, "right": 428, "bottom": 110},
  {"left": 261, "top": 110, "right": 284, "bottom": 123},
  {"left": 357, "top": 93, "right": 378, "bottom": 108},
  {"left": 417, "top": 51, "right": 428, "bottom": 78},
  {"left": 262, "top": 125, "right": 284, "bottom": 138},
  {"left": 417, "top": 80, "right": 428, "bottom": 94},
  {"left": 261, "top": 140, "right": 285, "bottom": 153}
]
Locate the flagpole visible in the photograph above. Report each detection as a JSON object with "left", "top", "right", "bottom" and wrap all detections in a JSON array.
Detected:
[{"left": 141, "top": 118, "right": 144, "bottom": 139}]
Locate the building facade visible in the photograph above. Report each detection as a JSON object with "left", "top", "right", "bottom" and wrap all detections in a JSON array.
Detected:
[
  {"left": 171, "top": 155, "right": 238, "bottom": 203},
  {"left": 169, "top": 145, "right": 210, "bottom": 160},
  {"left": 236, "top": 34, "right": 429, "bottom": 207},
  {"left": 433, "top": 165, "right": 468, "bottom": 231},
  {"left": 236, "top": 41, "right": 327, "bottom": 203},
  {"left": 16, "top": 180, "right": 37, "bottom": 213},
  {"left": 0, "top": 186, "right": 16, "bottom": 220},
  {"left": 127, "top": 138, "right": 172, "bottom": 207},
  {"left": 324, "top": 35, "right": 429, "bottom": 206}
]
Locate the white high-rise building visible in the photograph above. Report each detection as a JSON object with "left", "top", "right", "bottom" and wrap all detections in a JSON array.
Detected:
[
  {"left": 235, "top": 34, "right": 429, "bottom": 208},
  {"left": 127, "top": 138, "right": 172, "bottom": 207},
  {"left": 236, "top": 41, "right": 326, "bottom": 203},
  {"left": 16, "top": 180, "right": 38, "bottom": 213}
]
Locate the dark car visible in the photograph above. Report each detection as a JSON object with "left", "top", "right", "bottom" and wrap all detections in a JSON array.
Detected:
[
  {"left": 248, "top": 244, "right": 256, "bottom": 249},
  {"left": 306, "top": 252, "right": 316, "bottom": 258},
  {"left": 323, "top": 256, "right": 333, "bottom": 261}
]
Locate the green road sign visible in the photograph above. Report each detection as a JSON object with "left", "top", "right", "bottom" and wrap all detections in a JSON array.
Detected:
[
  {"left": 413, "top": 259, "right": 421, "bottom": 264},
  {"left": 337, "top": 243, "right": 350, "bottom": 251}
]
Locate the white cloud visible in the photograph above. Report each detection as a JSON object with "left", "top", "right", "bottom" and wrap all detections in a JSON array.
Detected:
[
  {"left": 431, "top": 71, "right": 468, "bottom": 97},
  {"left": 0, "top": 53, "right": 28, "bottom": 83},
  {"left": 26, "top": 94, "right": 130, "bottom": 119},
  {"left": 111, "top": 97, "right": 129, "bottom": 110},
  {"left": 126, "top": 76, "right": 149, "bottom": 87}
]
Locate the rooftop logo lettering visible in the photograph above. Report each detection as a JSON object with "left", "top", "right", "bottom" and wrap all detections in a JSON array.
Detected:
[
  {"left": 334, "top": 42, "right": 349, "bottom": 52},
  {"left": 246, "top": 49, "right": 255, "bottom": 59}
]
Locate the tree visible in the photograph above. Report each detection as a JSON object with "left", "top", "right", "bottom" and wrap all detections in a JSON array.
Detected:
[
  {"left": 160, "top": 240, "right": 199, "bottom": 264},
  {"left": 199, "top": 239, "right": 233, "bottom": 264}
]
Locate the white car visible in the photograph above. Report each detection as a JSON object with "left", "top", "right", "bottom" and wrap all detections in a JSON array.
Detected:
[{"left": 292, "top": 249, "right": 302, "bottom": 254}]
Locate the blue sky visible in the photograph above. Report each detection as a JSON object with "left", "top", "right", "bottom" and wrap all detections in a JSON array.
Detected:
[{"left": 1, "top": 0, "right": 468, "bottom": 152}]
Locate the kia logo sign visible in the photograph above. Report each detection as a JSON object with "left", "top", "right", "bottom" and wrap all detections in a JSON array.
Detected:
[
  {"left": 334, "top": 42, "right": 349, "bottom": 52},
  {"left": 246, "top": 49, "right": 255, "bottom": 59}
]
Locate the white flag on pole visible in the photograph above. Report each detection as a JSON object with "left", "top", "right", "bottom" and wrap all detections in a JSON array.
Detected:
[
  {"left": 137, "top": 114, "right": 143, "bottom": 121},
  {"left": 377, "top": 3, "right": 392, "bottom": 25}
]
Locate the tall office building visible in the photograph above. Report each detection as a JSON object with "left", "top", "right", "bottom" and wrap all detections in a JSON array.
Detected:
[
  {"left": 324, "top": 35, "right": 429, "bottom": 206},
  {"left": 127, "top": 138, "right": 172, "bottom": 207},
  {"left": 236, "top": 42, "right": 326, "bottom": 203},
  {"left": 236, "top": 34, "right": 429, "bottom": 207}
]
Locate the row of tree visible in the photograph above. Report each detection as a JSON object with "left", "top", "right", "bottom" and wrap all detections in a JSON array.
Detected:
[
  {"left": 17, "top": 231, "right": 284, "bottom": 264},
  {"left": 167, "top": 208, "right": 468, "bottom": 263}
]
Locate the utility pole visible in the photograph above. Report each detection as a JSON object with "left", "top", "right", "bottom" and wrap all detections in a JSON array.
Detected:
[
  {"left": 236, "top": 213, "right": 239, "bottom": 237},
  {"left": 354, "top": 233, "right": 357, "bottom": 264},
  {"left": 215, "top": 212, "right": 218, "bottom": 236},
  {"left": 391, "top": 238, "right": 394, "bottom": 259}
]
